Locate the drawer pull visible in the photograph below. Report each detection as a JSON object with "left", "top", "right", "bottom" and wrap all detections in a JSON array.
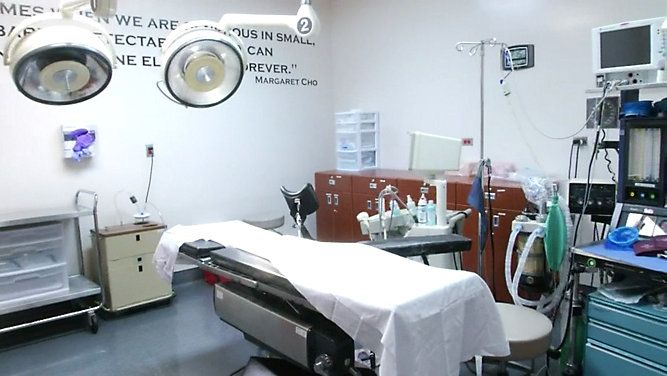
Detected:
[
  {"left": 326, "top": 194, "right": 332, "bottom": 205},
  {"left": 367, "top": 200, "right": 372, "bottom": 210},
  {"left": 485, "top": 192, "right": 496, "bottom": 201},
  {"left": 334, "top": 194, "right": 339, "bottom": 206},
  {"left": 369, "top": 182, "right": 377, "bottom": 190},
  {"left": 493, "top": 215, "right": 500, "bottom": 227},
  {"left": 138, "top": 265, "right": 143, "bottom": 272},
  {"left": 135, "top": 234, "right": 141, "bottom": 241},
  {"left": 328, "top": 179, "right": 336, "bottom": 186},
  {"left": 420, "top": 187, "right": 429, "bottom": 194}
]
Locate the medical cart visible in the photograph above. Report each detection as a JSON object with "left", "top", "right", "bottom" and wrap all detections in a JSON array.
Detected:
[
  {"left": 0, "top": 190, "right": 104, "bottom": 335},
  {"left": 92, "top": 222, "right": 173, "bottom": 313}
]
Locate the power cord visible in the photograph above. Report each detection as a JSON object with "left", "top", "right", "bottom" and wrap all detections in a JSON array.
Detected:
[
  {"left": 567, "top": 143, "right": 575, "bottom": 179},
  {"left": 145, "top": 155, "right": 155, "bottom": 205},
  {"left": 574, "top": 143, "right": 581, "bottom": 179},
  {"left": 600, "top": 128, "right": 618, "bottom": 183}
]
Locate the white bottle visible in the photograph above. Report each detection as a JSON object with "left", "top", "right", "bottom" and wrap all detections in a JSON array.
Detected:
[
  {"left": 406, "top": 195, "right": 417, "bottom": 217},
  {"left": 417, "top": 194, "right": 427, "bottom": 224}
]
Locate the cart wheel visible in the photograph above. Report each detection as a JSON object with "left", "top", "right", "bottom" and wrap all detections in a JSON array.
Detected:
[{"left": 87, "top": 313, "right": 99, "bottom": 334}]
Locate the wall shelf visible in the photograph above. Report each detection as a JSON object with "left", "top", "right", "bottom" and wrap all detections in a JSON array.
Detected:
[{"left": 586, "top": 82, "right": 667, "bottom": 94}]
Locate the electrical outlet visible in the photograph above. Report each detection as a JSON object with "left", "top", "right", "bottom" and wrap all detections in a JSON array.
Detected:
[
  {"left": 462, "top": 138, "right": 474, "bottom": 146},
  {"left": 146, "top": 144, "right": 155, "bottom": 158},
  {"left": 573, "top": 137, "right": 588, "bottom": 146}
]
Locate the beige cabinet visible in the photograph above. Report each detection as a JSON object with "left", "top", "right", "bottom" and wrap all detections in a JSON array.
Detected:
[{"left": 93, "top": 223, "right": 172, "bottom": 312}]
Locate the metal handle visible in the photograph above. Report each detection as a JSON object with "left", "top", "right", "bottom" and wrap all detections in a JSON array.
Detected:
[
  {"left": 369, "top": 182, "right": 377, "bottom": 189},
  {"left": 328, "top": 178, "right": 336, "bottom": 186},
  {"left": 367, "top": 200, "right": 372, "bottom": 210},
  {"left": 333, "top": 194, "right": 339, "bottom": 206},
  {"left": 493, "top": 215, "right": 500, "bottom": 227},
  {"left": 313, "top": 354, "right": 333, "bottom": 376},
  {"left": 326, "top": 193, "right": 332, "bottom": 205},
  {"left": 420, "top": 186, "right": 429, "bottom": 194},
  {"left": 485, "top": 192, "right": 496, "bottom": 201}
]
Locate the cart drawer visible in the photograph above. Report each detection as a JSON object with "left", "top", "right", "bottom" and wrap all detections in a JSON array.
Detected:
[
  {"left": 587, "top": 321, "right": 667, "bottom": 367},
  {"left": 0, "top": 262, "right": 68, "bottom": 304},
  {"left": 585, "top": 341, "right": 667, "bottom": 376},
  {"left": 0, "top": 238, "right": 65, "bottom": 264},
  {"left": 588, "top": 298, "right": 667, "bottom": 344},
  {"left": 0, "top": 223, "right": 64, "bottom": 250}
]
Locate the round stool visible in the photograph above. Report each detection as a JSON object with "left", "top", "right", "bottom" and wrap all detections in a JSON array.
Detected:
[
  {"left": 493, "top": 302, "right": 553, "bottom": 374},
  {"left": 242, "top": 215, "right": 285, "bottom": 232}
]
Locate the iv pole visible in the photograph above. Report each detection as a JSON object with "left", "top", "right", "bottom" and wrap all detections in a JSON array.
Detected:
[{"left": 455, "top": 38, "right": 505, "bottom": 278}]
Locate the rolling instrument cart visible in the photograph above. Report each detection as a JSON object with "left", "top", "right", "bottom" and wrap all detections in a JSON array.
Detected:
[{"left": 0, "top": 190, "right": 105, "bottom": 335}]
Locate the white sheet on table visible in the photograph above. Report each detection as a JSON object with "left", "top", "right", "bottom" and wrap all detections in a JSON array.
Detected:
[{"left": 153, "top": 221, "right": 509, "bottom": 376}]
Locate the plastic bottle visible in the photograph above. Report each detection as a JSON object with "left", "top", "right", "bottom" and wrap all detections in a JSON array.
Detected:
[
  {"left": 390, "top": 200, "right": 400, "bottom": 217},
  {"left": 417, "top": 194, "right": 427, "bottom": 224},
  {"left": 426, "top": 200, "right": 436, "bottom": 225},
  {"left": 406, "top": 195, "right": 417, "bottom": 217}
]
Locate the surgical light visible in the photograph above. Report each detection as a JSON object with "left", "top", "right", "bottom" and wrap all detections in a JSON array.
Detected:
[
  {"left": 159, "top": 0, "right": 319, "bottom": 108},
  {"left": 2, "top": 0, "right": 117, "bottom": 105}
]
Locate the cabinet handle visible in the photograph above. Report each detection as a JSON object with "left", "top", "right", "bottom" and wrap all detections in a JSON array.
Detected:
[
  {"left": 367, "top": 200, "right": 372, "bottom": 210},
  {"left": 485, "top": 192, "right": 496, "bottom": 201},
  {"left": 135, "top": 234, "right": 141, "bottom": 241},
  {"left": 493, "top": 215, "right": 500, "bottom": 227},
  {"left": 420, "top": 186, "right": 429, "bottom": 194},
  {"left": 334, "top": 194, "right": 339, "bottom": 206},
  {"left": 369, "top": 182, "right": 377, "bottom": 190},
  {"left": 326, "top": 193, "right": 332, "bottom": 205},
  {"left": 328, "top": 179, "right": 336, "bottom": 186}
]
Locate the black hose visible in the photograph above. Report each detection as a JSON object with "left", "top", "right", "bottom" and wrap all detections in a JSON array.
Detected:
[{"left": 486, "top": 164, "right": 497, "bottom": 295}]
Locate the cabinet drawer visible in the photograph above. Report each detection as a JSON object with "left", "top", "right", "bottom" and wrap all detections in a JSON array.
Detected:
[
  {"left": 588, "top": 321, "right": 666, "bottom": 367},
  {"left": 488, "top": 186, "right": 526, "bottom": 211},
  {"left": 396, "top": 179, "right": 456, "bottom": 205},
  {"left": 352, "top": 176, "right": 397, "bottom": 194},
  {"left": 457, "top": 183, "right": 526, "bottom": 211},
  {"left": 588, "top": 298, "right": 667, "bottom": 344},
  {"left": 315, "top": 173, "right": 352, "bottom": 193},
  {"left": 107, "top": 252, "right": 172, "bottom": 310},
  {"left": 101, "top": 229, "right": 164, "bottom": 261},
  {"left": 584, "top": 341, "right": 667, "bottom": 376}
]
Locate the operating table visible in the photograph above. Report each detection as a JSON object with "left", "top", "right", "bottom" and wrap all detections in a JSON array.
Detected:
[
  {"left": 154, "top": 221, "right": 509, "bottom": 376},
  {"left": 178, "top": 234, "right": 472, "bottom": 375}
]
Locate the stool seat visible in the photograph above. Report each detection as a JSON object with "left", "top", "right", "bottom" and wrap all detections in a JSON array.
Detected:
[
  {"left": 494, "top": 303, "right": 553, "bottom": 361},
  {"left": 242, "top": 215, "right": 285, "bottom": 231}
]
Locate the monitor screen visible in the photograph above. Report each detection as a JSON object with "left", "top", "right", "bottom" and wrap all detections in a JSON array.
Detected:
[
  {"left": 600, "top": 25, "right": 651, "bottom": 69},
  {"left": 409, "top": 132, "right": 461, "bottom": 176},
  {"left": 623, "top": 213, "right": 667, "bottom": 238}
]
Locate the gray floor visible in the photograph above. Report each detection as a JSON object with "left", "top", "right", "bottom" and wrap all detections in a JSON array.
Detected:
[
  {"left": 0, "top": 278, "right": 555, "bottom": 376},
  {"left": 0, "top": 279, "right": 256, "bottom": 376}
]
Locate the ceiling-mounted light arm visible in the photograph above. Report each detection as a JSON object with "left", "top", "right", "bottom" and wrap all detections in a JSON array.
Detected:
[
  {"left": 219, "top": 0, "right": 320, "bottom": 39},
  {"left": 158, "top": 0, "right": 319, "bottom": 108},
  {"left": 60, "top": 0, "right": 116, "bottom": 18}
]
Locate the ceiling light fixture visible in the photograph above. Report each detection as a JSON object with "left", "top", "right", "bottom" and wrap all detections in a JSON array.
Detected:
[
  {"left": 3, "top": 0, "right": 117, "bottom": 105},
  {"left": 159, "top": 0, "right": 319, "bottom": 108}
]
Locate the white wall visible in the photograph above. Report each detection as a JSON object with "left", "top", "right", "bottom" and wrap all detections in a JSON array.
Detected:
[
  {"left": 330, "top": 0, "right": 667, "bottom": 181},
  {"left": 0, "top": 0, "right": 333, "bottom": 234}
]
